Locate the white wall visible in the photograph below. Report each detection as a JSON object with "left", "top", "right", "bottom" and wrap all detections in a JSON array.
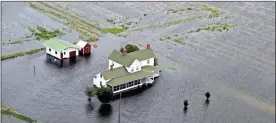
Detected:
[
  {"left": 62, "top": 48, "right": 79, "bottom": 58},
  {"left": 108, "top": 60, "right": 123, "bottom": 69},
  {"left": 140, "top": 58, "right": 154, "bottom": 67},
  {"left": 46, "top": 46, "right": 61, "bottom": 59},
  {"left": 93, "top": 73, "right": 109, "bottom": 88},
  {"left": 126, "top": 59, "right": 141, "bottom": 73}
]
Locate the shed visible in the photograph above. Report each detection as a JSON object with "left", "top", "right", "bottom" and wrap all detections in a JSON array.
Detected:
[
  {"left": 76, "top": 40, "right": 91, "bottom": 56},
  {"left": 43, "top": 38, "right": 79, "bottom": 60}
]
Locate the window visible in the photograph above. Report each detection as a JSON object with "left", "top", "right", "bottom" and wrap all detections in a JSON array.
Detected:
[
  {"left": 100, "top": 74, "right": 102, "bottom": 78},
  {"left": 55, "top": 51, "right": 57, "bottom": 54},
  {"left": 128, "top": 82, "right": 132, "bottom": 87},
  {"left": 49, "top": 48, "right": 51, "bottom": 52},
  {"left": 136, "top": 66, "right": 139, "bottom": 70},
  {"left": 100, "top": 81, "right": 102, "bottom": 86},
  {"left": 131, "top": 67, "right": 134, "bottom": 72},
  {"left": 147, "top": 60, "right": 150, "bottom": 64},
  {"left": 120, "top": 84, "right": 126, "bottom": 89},
  {"left": 94, "top": 76, "right": 97, "bottom": 79},
  {"left": 134, "top": 80, "right": 139, "bottom": 85},
  {"left": 114, "top": 86, "right": 119, "bottom": 91},
  {"left": 64, "top": 52, "right": 66, "bottom": 55}
]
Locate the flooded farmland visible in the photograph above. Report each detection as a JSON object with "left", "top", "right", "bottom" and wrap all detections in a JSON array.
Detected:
[{"left": 1, "top": 2, "right": 275, "bottom": 123}]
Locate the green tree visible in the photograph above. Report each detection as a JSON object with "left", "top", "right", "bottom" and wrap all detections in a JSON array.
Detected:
[
  {"left": 97, "top": 87, "right": 113, "bottom": 103},
  {"left": 120, "top": 44, "right": 140, "bottom": 53},
  {"left": 84, "top": 87, "right": 96, "bottom": 101}
]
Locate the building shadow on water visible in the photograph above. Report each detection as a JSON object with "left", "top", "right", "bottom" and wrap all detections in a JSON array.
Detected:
[
  {"left": 97, "top": 104, "right": 113, "bottom": 117},
  {"left": 45, "top": 54, "right": 78, "bottom": 68}
]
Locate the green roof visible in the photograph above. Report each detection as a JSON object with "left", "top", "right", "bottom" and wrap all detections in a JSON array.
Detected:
[
  {"left": 101, "top": 67, "right": 129, "bottom": 80},
  {"left": 43, "top": 38, "right": 78, "bottom": 51},
  {"left": 108, "top": 50, "right": 136, "bottom": 67},
  {"left": 127, "top": 49, "right": 156, "bottom": 61},
  {"left": 107, "top": 70, "right": 152, "bottom": 86},
  {"left": 108, "top": 48, "right": 155, "bottom": 67},
  {"left": 141, "top": 65, "right": 159, "bottom": 71}
]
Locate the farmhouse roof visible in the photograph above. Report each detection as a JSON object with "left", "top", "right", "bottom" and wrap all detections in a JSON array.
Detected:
[
  {"left": 76, "top": 40, "right": 89, "bottom": 48},
  {"left": 101, "top": 67, "right": 129, "bottom": 80},
  {"left": 43, "top": 38, "right": 79, "bottom": 51},
  {"left": 108, "top": 49, "right": 156, "bottom": 67},
  {"left": 107, "top": 70, "right": 152, "bottom": 86}
]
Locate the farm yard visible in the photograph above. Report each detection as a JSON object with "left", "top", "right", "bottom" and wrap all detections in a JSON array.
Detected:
[{"left": 1, "top": 2, "right": 275, "bottom": 123}]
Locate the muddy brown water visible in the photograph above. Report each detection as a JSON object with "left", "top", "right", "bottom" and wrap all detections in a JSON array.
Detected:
[{"left": 2, "top": 2, "right": 275, "bottom": 123}]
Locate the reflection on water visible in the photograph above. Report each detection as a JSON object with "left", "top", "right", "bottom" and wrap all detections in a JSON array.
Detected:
[
  {"left": 85, "top": 101, "right": 95, "bottom": 115},
  {"left": 203, "top": 99, "right": 210, "bottom": 111},
  {"left": 98, "top": 104, "right": 113, "bottom": 117}
]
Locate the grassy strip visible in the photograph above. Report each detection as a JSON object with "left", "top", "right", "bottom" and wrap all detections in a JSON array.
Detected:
[
  {"left": 1, "top": 48, "right": 45, "bottom": 61},
  {"left": 39, "top": 2, "right": 104, "bottom": 33},
  {"left": 173, "top": 38, "right": 185, "bottom": 45},
  {"left": 168, "top": 66, "right": 176, "bottom": 71},
  {"left": 106, "top": 27, "right": 126, "bottom": 34},
  {"left": 1, "top": 105, "right": 38, "bottom": 123},
  {"left": 187, "top": 23, "right": 232, "bottom": 33},
  {"left": 7, "top": 40, "right": 24, "bottom": 44},
  {"left": 29, "top": 3, "right": 99, "bottom": 41},
  {"left": 168, "top": 7, "right": 194, "bottom": 13}
]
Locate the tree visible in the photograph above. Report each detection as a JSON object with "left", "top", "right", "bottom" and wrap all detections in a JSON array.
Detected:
[
  {"left": 154, "top": 58, "right": 158, "bottom": 66},
  {"left": 120, "top": 44, "right": 140, "bottom": 53},
  {"left": 97, "top": 87, "right": 113, "bottom": 103},
  {"left": 205, "top": 92, "right": 210, "bottom": 99},
  {"left": 84, "top": 87, "right": 96, "bottom": 101},
  {"left": 183, "top": 99, "right": 188, "bottom": 107}
]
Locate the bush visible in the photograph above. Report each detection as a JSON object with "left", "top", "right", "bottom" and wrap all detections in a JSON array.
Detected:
[
  {"left": 120, "top": 44, "right": 140, "bottom": 53},
  {"left": 84, "top": 87, "right": 97, "bottom": 100},
  {"left": 97, "top": 87, "right": 113, "bottom": 103}
]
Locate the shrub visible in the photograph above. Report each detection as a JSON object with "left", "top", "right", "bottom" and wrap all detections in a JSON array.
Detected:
[{"left": 97, "top": 87, "right": 113, "bottom": 103}]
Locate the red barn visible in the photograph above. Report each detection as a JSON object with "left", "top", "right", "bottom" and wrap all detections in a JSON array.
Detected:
[{"left": 76, "top": 40, "right": 91, "bottom": 56}]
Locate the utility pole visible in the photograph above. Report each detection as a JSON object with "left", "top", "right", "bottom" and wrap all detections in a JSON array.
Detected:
[
  {"left": 33, "top": 66, "right": 36, "bottom": 74},
  {"left": 118, "top": 93, "right": 121, "bottom": 123}
]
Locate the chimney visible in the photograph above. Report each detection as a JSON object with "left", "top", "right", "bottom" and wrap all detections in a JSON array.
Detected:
[
  {"left": 123, "top": 49, "right": 127, "bottom": 55},
  {"left": 110, "top": 65, "right": 113, "bottom": 70},
  {"left": 146, "top": 44, "right": 150, "bottom": 49}
]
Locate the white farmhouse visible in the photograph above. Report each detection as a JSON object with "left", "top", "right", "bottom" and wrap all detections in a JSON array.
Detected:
[{"left": 93, "top": 44, "right": 161, "bottom": 94}]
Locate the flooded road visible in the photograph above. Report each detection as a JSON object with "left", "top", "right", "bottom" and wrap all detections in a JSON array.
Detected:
[{"left": 2, "top": 2, "right": 275, "bottom": 123}]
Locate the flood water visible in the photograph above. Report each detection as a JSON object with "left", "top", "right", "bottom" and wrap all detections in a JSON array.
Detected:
[{"left": 2, "top": 2, "right": 275, "bottom": 123}]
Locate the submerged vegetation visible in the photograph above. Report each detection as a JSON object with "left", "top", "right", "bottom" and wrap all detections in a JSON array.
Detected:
[
  {"left": 168, "top": 66, "right": 176, "bottom": 71},
  {"left": 168, "top": 7, "right": 194, "bottom": 14},
  {"left": 187, "top": 23, "right": 232, "bottom": 33},
  {"left": 28, "top": 26, "right": 64, "bottom": 40},
  {"left": 84, "top": 87, "right": 113, "bottom": 103},
  {"left": 1, "top": 48, "right": 45, "bottom": 61},
  {"left": 160, "top": 35, "right": 185, "bottom": 45},
  {"left": 1, "top": 105, "right": 38, "bottom": 123}
]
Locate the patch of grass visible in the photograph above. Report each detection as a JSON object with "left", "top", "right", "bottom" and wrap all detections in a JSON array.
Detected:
[
  {"left": 1, "top": 47, "right": 45, "bottom": 61},
  {"left": 1, "top": 105, "right": 38, "bottom": 123},
  {"left": 165, "top": 36, "right": 171, "bottom": 39},
  {"left": 106, "top": 19, "right": 115, "bottom": 23},
  {"left": 28, "top": 26, "right": 64, "bottom": 40},
  {"left": 168, "top": 66, "right": 176, "bottom": 71},
  {"left": 174, "top": 38, "right": 185, "bottom": 45},
  {"left": 172, "top": 10, "right": 179, "bottom": 13},
  {"left": 202, "top": 5, "right": 221, "bottom": 18},
  {"left": 106, "top": 27, "right": 125, "bottom": 34},
  {"left": 187, "top": 23, "right": 232, "bottom": 33},
  {"left": 160, "top": 37, "right": 165, "bottom": 41},
  {"left": 7, "top": 40, "right": 24, "bottom": 44}
]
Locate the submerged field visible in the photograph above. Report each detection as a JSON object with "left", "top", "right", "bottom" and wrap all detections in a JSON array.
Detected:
[{"left": 2, "top": 2, "right": 275, "bottom": 123}]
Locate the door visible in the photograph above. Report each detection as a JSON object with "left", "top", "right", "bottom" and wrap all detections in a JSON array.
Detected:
[
  {"left": 60, "top": 52, "right": 63, "bottom": 59},
  {"left": 69, "top": 51, "right": 76, "bottom": 57}
]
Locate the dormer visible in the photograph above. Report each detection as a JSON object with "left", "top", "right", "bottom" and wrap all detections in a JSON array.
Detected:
[{"left": 125, "top": 59, "right": 141, "bottom": 73}]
